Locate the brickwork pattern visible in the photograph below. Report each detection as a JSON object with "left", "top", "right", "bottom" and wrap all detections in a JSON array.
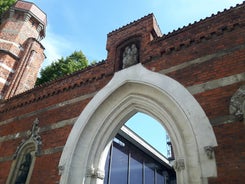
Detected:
[
  {"left": 0, "top": 1, "right": 244, "bottom": 183},
  {"left": 0, "top": 1, "right": 46, "bottom": 99}
]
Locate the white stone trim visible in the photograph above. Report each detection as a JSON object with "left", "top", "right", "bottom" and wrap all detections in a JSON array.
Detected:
[
  {"left": 159, "top": 44, "right": 245, "bottom": 75},
  {"left": 187, "top": 73, "right": 245, "bottom": 94},
  {"left": 0, "top": 72, "right": 242, "bottom": 126},
  {"left": 0, "top": 76, "right": 9, "bottom": 85},
  {"left": 0, "top": 92, "right": 95, "bottom": 126},
  {"left": 0, "top": 62, "right": 14, "bottom": 73},
  {"left": 59, "top": 64, "right": 217, "bottom": 184},
  {"left": 0, "top": 117, "right": 77, "bottom": 143},
  {"left": 0, "top": 38, "right": 20, "bottom": 48}
]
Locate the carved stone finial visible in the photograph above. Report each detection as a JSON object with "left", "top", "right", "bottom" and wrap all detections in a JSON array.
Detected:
[
  {"left": 32, "top": 118, "right": 40, "bottom": 137},
  {"left": 204, "top": 146, "right": 215, "bottom": 159},
  {"left": 32, "top": 118, "right": 42, "bottom": 156},
  {"left": 172, "top": 158, "right": 185, "bottom": 171},
  {"left": 229, "top": 85, "right": 245, "bottom": 121},
  {"left": 13, "top": 118, "right": 42, "bottom": 159},
  {"left": 122, "top": 43, "right": 138, "bottom": 68}
]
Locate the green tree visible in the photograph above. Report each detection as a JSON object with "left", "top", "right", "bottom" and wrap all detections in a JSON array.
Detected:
[
  {"left": 0, "top": 0, "right": 16, "bottom": 17},
  {"left": 36, "top": 51, "right": 89, "bottom": 85}
]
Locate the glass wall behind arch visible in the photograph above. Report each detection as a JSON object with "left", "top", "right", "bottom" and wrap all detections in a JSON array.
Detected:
[
  {"left": 125, "top": 112, "right": 168, "bottom": 156},
  {"left": 104, "top": 121, "right": 176, "bottom": 184}
]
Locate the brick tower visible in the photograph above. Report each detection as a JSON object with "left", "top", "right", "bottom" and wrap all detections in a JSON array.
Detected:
[{"left": 0, "top": 0, "right": 46, "bottom": 99}]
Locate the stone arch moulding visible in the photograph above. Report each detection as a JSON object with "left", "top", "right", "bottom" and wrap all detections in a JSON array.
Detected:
[{"left": 59, "top": 64, "right": 218, "bottom": 184}]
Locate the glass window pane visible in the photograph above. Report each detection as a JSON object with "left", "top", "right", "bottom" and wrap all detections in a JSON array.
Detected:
[
  {"left": 156, "top": 170, "right": 165, "bottom": 184},
  {"left": 145, "top": 163, "right": 155, "bottom": 184},
  {"left": 110, "top": 144, "right": 128, "bottom": 184},
  {"left": 15, "top": 153, "right": 32, "bottom": 184},
  {"left": 130, "top": 155, "right": 143, "bottom": 184}
]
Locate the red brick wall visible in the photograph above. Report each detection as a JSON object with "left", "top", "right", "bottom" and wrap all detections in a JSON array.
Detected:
[
  {"left": 0, "top": 2, "right": 46, "bottom": 99},
  {"left": 5, "top": 38, "right": 45, "bottom": 98},
  {"left": 209, "top": 121, "right": 245, "bottom": 184},
  {"left": 0, "top": 161, "right": 12, "bottom": 183},
  {"left": 0, "top": 2, "right": 244, "bottom": 184},
  {"left": 29, "top": 153, "right": 61, "bottom": 184}
]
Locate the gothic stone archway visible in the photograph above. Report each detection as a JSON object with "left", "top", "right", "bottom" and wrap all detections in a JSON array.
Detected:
[{"left": 59, "top": 64, "right": 217, "bottom": 184}]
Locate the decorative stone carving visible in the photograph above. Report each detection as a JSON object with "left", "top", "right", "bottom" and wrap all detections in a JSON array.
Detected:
[
  {"left": 95, "top": 168, "right": 104, "bottom": 179},
  {"left": 172, "top": 158, "right": 185, "bottom": 171},
  {"left": 31, "top": 118, "right": 42, "bottom": 154},
  {"left": 229, "top": 85, "right": 245, "bottom": 121},
  {"left": 122, "top": 43, "right": 138, "bottom": 68},
  {"left": 58, "top": 165, "right": 65, "bottom": 175},
  {"left": 87, "top": 167, "right": 104, "bottom": 180},
  {"left": 13, "top": 118, "right": 42, "bottom": 159},
  {"left": 204, "top": 146, "right": 215, "bottom": 159}
]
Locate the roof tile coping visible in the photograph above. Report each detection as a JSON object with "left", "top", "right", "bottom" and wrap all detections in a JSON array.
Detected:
[
  {"left": 107, "top": 2, "right": 244, "bottom": 39},
  {"left": 105, "top": 1, "right": 245, "bottom": 63},
  {"left": 0, "top": 60, "right": 109, "bottom": 113},
  {"left": 107, "top": 13, "right": 155, "bottom": 37},
  {"left": 143, "top": 1, "right": 245, "bottom": 57}
]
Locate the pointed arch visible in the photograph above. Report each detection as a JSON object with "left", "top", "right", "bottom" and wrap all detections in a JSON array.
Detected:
[
  {"left": 7, "top": 140, "right": 37, "bottom": 184},
  {"left": 59, "top": 64, "right": 217, "bottom": 184},
  {"left": 7, "top": 118, "right": 41, "bottom": 184}
]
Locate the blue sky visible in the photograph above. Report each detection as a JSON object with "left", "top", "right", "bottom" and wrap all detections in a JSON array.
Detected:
[
  {"left": 31, "top": 0, "right": 244, "bottom": 67},
  {"left": 125, "top": 113, "right": 168, "bottom": 156},
  {"left": 30, "top": 0, "right": 243, "bottom": 156}
]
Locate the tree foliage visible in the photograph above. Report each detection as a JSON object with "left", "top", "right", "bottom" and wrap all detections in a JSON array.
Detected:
[
  {"left": 0, "top": 0, "right": 16, "bottom": 17},
  {"left": 36, "top": 51, "right": 89, "bottom": 85}
]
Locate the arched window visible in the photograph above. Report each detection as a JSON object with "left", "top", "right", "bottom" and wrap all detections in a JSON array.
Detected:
[
  {"left": 15, "top": 152, "right": 32, "bottom": 184},
  {"left": 7, "top": 118, "right": 41, "bottom": 184}
]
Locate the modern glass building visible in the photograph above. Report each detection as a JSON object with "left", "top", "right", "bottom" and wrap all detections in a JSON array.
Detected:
[{"left": 104, "top": 126, "right": 176, "bottom": 184}]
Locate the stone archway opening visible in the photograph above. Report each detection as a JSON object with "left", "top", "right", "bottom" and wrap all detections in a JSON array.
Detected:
[
  {"left": 59, "top": 64, "right": 217, "bottom": 184},
  {"left": 103, "top": 112, "right": 176, "bottom": 184}
]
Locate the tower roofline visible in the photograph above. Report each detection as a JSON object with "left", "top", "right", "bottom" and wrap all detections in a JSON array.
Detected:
[{"left": 12, "top": 0, "right": 47, "bottom": 37}]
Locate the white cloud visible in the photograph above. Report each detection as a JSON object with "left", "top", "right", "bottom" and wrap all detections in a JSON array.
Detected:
[{"left": 40, "top": 25, "right": 72, "bottom": 69}]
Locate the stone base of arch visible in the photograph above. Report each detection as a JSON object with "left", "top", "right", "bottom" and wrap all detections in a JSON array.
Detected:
[{"left": 59, "top": 64, "right": 217, "bottom": 184}]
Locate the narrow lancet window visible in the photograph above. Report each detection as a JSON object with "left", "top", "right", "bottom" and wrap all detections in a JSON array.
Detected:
[{"left": 15, "top": 153, "right": 33, "bottom": 184}]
